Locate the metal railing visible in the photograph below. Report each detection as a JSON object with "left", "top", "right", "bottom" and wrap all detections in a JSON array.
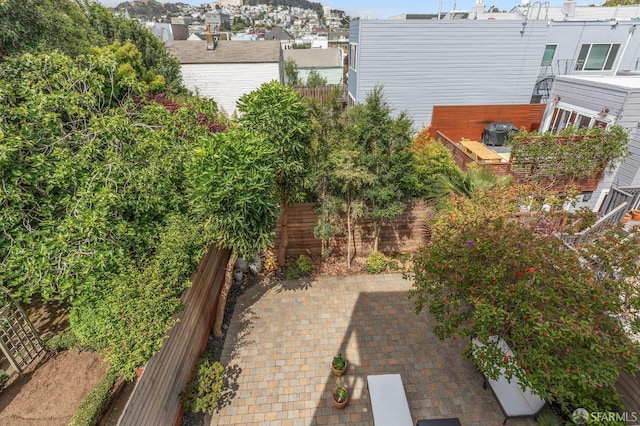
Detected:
[{"left": 559, "top": 201, "right": 628, "bottom": 246}]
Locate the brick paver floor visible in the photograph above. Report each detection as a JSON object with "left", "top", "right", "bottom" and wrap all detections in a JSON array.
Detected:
[{"left": 210, "top": 273, "right": 536, "bottom": 426}]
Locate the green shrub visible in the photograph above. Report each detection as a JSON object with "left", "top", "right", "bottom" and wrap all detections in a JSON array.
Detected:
[
  {"left": 286, "top": 255, "right": 314, "bottom": 279},
  {"left": 366, "top": 252, "right": 386, "bottom": 274},
  {"left": 44, "top": 331, "right": 79, "bottom": 352},
  {"left": 181, "top": 352, "right": 226, "bottom": 415},
  {"left": 535, "top": 408, "right": 563, "bottom": 426},
  {"left": 68, "top": 371, "right": 118, "bottom": 426},
  {"left": 0, "top": 370, "right": 9, "bottom": 392},
  {"left": 388, "top": 253, "right": 412, "bottom": 272}
]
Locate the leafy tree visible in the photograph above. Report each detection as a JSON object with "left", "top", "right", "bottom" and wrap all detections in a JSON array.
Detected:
[
  {"left": 86, "top": 3, "right": 183, "bottom": 92},
  {"left": 306, "top": 68, "right": 328, "bottom": 87},
  {"left": 604, "top": 0, "right": 640, "bottom": 5},
  {"left": 345, "top": 86, "right": 416, "bottom": 251},
  {"left": 186, "top": 128, "right": 279, "bottom": 258},
  {"left": 409, "top": 184, "right": 640, "bottom": 416},
  {"left": 70, "top": 215, "right": 213, "bottom": 379},
  {"left": 0, "top": 0, "right": 182, "bottom": 93},
  {"left": 410, "top": 127, "right": 463, "bottom": 197},
  {"left": 0, "top": 0, "right": 93, "bottom": 58},
  {"left": 236, "top": 81, "right": 312, "bottom": 265},
  {"left": 307, "top": 88, "right": 345, "bottom": 257},
  {"left": 90, "top": 41, "right": 167, "bottom": 105},
  {"left": 284, "top": 58, "right": 301, "bottom": 87},
  {"left": 1, "top": 49, "right": 226, "bottom": 377},
  {"left": 236, "top": 81, "right": 313, "bottom": 205},
  {"left": 327, "top": 148, "right": 375, "bottom": 267}
]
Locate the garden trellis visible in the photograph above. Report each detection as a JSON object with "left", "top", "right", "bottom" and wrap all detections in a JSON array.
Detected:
[{"left": 0, "top": 288, "right": 44, "bottom": 375}]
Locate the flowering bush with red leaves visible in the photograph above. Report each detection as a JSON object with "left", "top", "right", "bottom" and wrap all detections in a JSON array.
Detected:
[
  {"left": 136, "top": 92, "right": 227, "bottom": 134},
  {"left": 409, "top": 184, "right": 640, "bottom": 416}
]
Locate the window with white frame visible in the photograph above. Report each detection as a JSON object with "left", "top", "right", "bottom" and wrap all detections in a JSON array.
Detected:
[
  {"left": 545, "top": 105, "right": 610, "bottom": 134},
  {"left": 349, "top": 43, "right": 357, "bottom": 70},
  {"left": 575, "top": 43, "right": 621, "bottom": 71},
  {"left": 541, "top": 44, "right": 557, "bottom": 67}
]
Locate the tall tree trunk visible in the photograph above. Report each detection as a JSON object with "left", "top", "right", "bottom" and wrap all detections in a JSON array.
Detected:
[
  {"left": 346, "top": 197, "right": 352, "bottom": 268},
  {"left": 277, "top": 195, "right": 290, "bottom": 266},
  {"left": 277, "top": 206, "right": 288, "bottom": 266},
  {"left": 320, "top": 178, "right": 329, "bottom": 257},
  {"left": 373, "top": 222, "right": 380, "bottom": 253},
  {"left": 213, "top": 252, "right": 237, "bottom": 337}
]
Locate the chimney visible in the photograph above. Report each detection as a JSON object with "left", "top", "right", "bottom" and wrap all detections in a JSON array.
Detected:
[
  {"left": 562, "top": 0, "right": 576, "bottom": 18},
  {"left": 206, "top": 24, "right": 217, "bottom": 50},
  {"left": 472, "top": 0, "right": 484, "bottom": 15}
]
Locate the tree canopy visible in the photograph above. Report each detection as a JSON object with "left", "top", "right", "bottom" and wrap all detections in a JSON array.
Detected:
[{"left": 410, "top": 184, "right": 640, "bottom": 415}]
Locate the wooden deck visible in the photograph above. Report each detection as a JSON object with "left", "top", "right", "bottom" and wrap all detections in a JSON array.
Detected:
[
  {"left": 437, "top": 131, "right": 605, "bottom": 192},
  {"left": 118, "top": 245, "right": 230, "bottom": 426}
]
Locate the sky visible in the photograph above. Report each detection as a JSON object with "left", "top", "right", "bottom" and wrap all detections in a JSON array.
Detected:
[{"left": 97, "top": 0, "right": 602, "bottom": 19}]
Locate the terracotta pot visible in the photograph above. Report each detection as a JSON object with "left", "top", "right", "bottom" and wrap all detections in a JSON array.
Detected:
[
  {"left": 622, "top": 213, "right": 633, "bottom": 224},
  {"left": 331, "top": 359, "right": 348, "bottom": 376},
  {"left": 135, "top": 367, "right": 145, "bottom": 378},
  {"left": 631, "top": 210, "right": 640, "bottom": 221},
  {"left": 332, "top": 386, "right": 349, "bottom": 409}
]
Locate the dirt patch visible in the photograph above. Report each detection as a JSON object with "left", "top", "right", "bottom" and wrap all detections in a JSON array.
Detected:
[{"left": 0, "top": 351, "right": 108, "bottom": 426}]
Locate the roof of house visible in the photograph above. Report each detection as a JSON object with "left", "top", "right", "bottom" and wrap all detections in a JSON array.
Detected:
[
  {"left": 478, "top": 4, "right": 640, "bottom": 21},
  {"left": 556, "top": 75, "right": 640, "bottom": 90},
  {"left": 265, "top": 27, "right": 294, "bottom": 41},
  {"left": 165, "top": 40, "right": 282, "bottom": 64},
  {"left": 171, "top": 24, "right": 190, "bottom": 41},
  {"left": 283, "top": 48, "right": 342, "bottom": 68}
]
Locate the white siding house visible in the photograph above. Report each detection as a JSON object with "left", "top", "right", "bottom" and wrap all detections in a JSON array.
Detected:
[
  {"left": 165, "top": 40, "right": 283, "bottom": 115},
  {"left": 283, "top": 48, "right": 344, "bottom": 85},
  {"left": 541, "top": 75, "right": 640, "bottom": 210},
  {"left": 348, "top": 19, "right": 549, "bottom": 128}
]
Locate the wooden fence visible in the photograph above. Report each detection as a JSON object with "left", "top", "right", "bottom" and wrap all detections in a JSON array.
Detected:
[
  {"left": 429, "top": 104, "right": 546, "bottom": 142},
  {"left": 274, "top": 200, "right": 429, "bottom": 260},
  {"left": 437, "top": 131, "right": 512, "bottom": 177},
  {"left": 294, "top": 84, "right": 348, "bottom": 106},
  {"left": 118, "top": 246, "right": 230, "bottom": 426},
  {"left": 617, "top": 371, "right": 640, "bottom": 415}
]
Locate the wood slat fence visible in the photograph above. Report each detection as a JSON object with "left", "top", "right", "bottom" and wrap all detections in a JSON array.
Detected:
[
  {"left": 294, "top": 84, "right": 348, "bottom": 105},
  {"left": 119, "top": 246, "right": 230, "bottom": 426},
  {"left": 617, "top": 371, "right": 640, "bottom": 415},
  {"left": 429, "top": 104, "right": 545, "bottom": 142},
  {"left": 274, "top": 200, "right": 430, "bottom": 260}
]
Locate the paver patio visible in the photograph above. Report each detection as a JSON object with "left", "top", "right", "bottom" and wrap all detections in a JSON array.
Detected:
[{"left": 210, "top": 273, "right": 537, "bottom": 426}]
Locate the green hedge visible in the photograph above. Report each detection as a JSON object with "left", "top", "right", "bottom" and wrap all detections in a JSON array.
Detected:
[{"left": 68, "top": 371, "right": 119, "bottom": 426}]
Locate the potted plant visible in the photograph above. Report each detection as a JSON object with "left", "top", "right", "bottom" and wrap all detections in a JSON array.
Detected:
[
  {"left": 331, "top": 353, "right": 347, "bottom": 376},
  {"left": 332, "top": 385, "right": 349, "bottom": 409}
]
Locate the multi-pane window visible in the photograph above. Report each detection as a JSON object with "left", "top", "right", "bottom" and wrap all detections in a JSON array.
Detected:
[
  {"left": 575, "top": 43, "right": 621, "bottom": 71},
  {"left": 547, "top": 106, "right": 609, "bottom": 133},
  {"left": 349, "top": 43, "right": 357, "bottom": 70},
  {"left": 541, "top": 44, "right": 557, "bottom": 66}
]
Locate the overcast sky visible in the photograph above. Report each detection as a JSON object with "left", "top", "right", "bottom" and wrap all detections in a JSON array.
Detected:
[{"left": 96, "top": 0, "right": 601, "bottom": 19}]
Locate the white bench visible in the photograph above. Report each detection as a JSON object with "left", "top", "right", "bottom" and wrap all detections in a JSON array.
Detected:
[
  {"left": 472, "top": 337, "right": 546, "bottom": 425},
  {"left": 367, "top": 374, "right": 413, "bottom": 426}
]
